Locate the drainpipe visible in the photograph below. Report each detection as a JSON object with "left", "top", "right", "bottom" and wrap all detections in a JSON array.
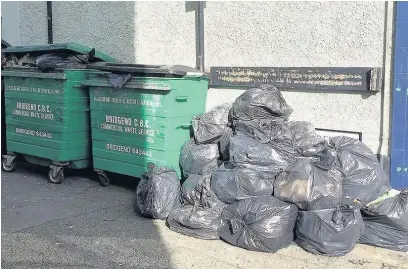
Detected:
[
  {"left": 47, "top": 1, "right": 53, "bottom": 44},
  {"left": 196, "top": 1, "right": 205, "bottom": 72}
]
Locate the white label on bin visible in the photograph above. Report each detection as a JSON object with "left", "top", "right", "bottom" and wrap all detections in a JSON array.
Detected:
[
  {"left": 93, "top": 96, "right": 162, "bottom": 107},
  {"left": 15, "top": 127, "right": 53, "bottom": 139},
  {"left": 6, "top": 86, "right": 62, "bottom": 95},
  {"left": 12, "top": 102, "right": 55, "bottom": 120},
  {"left": 100, "top": 115, "right": 156, "bottom": 141},
  {"left": 105, "top": 143, "right": 152, "bottom": 157}
]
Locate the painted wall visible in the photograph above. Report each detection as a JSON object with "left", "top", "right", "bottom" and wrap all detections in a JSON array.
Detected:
[
  {"left": 1, "top": 1, "right": 21, "bottom": 46},
  {"left": 18, "top": 1, "right": 48, "bottom": 45},
  {"left": 51, "top": 1, "right": 136, "bottom": 63},
  {"left": 5, "top": 1, "right": 394, "bottom": 154},
  {"left": 204, "top": 2, "right": 393, "bottom": 155}
]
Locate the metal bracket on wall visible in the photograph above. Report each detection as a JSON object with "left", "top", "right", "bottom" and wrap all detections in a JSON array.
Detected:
[{"left": 209, "top": 67, "right": 382, "bottom": 92}]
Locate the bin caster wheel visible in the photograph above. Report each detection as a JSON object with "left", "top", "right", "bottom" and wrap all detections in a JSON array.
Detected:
[
  {"left": 97, "top": 173, "right": 110, "bottom": 187},
  {"left": 48, "top": 168, "right": 64, "bottom": 184},
  {"left": 1, "top": 158, "right": 16, "bottom": 172}
]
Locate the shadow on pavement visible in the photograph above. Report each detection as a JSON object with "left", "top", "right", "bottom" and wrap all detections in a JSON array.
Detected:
[{"left": 1, "top": 163, "right": 174, "bottom": 269}]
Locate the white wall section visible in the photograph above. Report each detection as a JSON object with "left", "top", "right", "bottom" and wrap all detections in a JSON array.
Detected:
[{"left": 8, "top": 1, "right": 393, "bottom": 153}]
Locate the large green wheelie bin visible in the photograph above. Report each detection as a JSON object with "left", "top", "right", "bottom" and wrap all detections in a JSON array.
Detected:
[
  {"left": 83, "top": 63, "right": 209, "bottom": 186},
  {"left": 1, "top": 43, "right": 115, "bottom": 183}
]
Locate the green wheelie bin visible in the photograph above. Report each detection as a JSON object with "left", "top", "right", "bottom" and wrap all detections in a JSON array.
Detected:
[
  {"left": 1, "top": 43, "right": 115, "bottom": 183},
  {"left": 83, "top": 63, "right": 209, "bottom": 186}
]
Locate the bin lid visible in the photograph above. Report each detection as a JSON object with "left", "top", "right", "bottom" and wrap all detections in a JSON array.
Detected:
[
  {"left": 86, "top": 63, "right": 209, "bottom": 79},
  {"left": 1, "top": 42, "right": 115, "bottom": 62}
]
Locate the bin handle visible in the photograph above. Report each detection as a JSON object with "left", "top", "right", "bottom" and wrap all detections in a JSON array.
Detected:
[
  {"left": 179, "top": 124, "right": 191, "bottom": 129},
  {"left": 175, "top": 96, "right": 188, "bottom": 102},
  {"left": 72, "top": 81, "right": 84, "bottom": 88}
]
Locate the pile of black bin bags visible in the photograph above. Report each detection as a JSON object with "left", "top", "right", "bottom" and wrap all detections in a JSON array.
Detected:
[{"left": 136, "top": 84, "right": 408, "bottom": 255}]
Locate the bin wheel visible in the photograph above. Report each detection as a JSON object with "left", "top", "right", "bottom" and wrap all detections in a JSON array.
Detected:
[
  {"left": 97, "top": 173, "right": 110, "bottom": 187},
  {"left": 48, "top": 168, "right": 64, "bottom": 184},
  {"left": 1, "top": 158, "right": 16, "bottom": 172}
]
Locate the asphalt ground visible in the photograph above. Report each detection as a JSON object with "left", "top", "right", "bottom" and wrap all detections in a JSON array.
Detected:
[{"left": 2, "top": 163, "right": 408, "bottom": 269}]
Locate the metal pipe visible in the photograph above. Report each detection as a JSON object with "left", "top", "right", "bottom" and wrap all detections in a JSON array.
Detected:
[
  {"left": 197, "top": 1, "right": 205, "bottom": 72},
  {"left": 47, "top": 1, "right": 53, "bottom": 44}
]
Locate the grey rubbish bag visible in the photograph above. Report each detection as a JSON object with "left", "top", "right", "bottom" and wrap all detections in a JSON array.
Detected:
[
  {"left": 289, "top": 121, "right": 328, "bottom": 157},
  {"left": 295, "top": 206, "right": 365, "bottom": 256},
  {"left": 330, "top": 136, "right": 390, "bottom": 207},
  {"left": 180, "top": 170, "right": 220, "bottom": 208},
  {"left": 233, "top": 120, "right": 296, "bottom": 166},
  {"left": 359, "top": 188, "right": 408, "bottom": 252},
  {"left": 180, "top": 173, "right": 203, "bottom": 206},
  {"left": 231, "top": 84, "right": 293, "bottom": 121},
  {"left": 229, "top": 132, "right": 290, "bottom": 173},
  {"left": 167, "top": 170, "right": 227, "bottom": 240},
  {"left": 211, "top": 165, "right": 274, "bottom": 204},
  {"left": 234, "top": 119, "right": 277, "bottom": 144},
  {"left": 218, "top": 196, "right": 298, "bottom": 253},
  {"left": 274, "top": 157, "right": 343, "bottom": 210},
  {"left": 136, "top": 163, "right": 180, "bottom": 219},
  {"left": 234, "top": 119, "right": 293, "bottom": 144},
  {"left": 219, "top": 127, "right": 233, "bottom": 161},
  {"left": 192, "top": 103, "right": 232, "bottom": 144},
  {"left": 224, "top": 162, "right": 279, "bottom": 183},
  {"left": 180, "top": 139, "right": 219, "bottom": 175},
  {"left": 166, "top": 202, "right": 225, "bottom": 240}
]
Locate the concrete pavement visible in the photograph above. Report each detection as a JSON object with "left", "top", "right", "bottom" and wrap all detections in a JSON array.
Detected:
[{"left": 2, "top": 164, "right": 408, "bottom": 269}]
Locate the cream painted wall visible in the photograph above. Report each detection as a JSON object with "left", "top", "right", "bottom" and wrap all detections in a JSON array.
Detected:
[{"left": 9, "top": 1, "right": 394, "bottom": 153}]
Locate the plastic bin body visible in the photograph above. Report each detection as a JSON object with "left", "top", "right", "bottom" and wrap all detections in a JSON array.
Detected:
[
  {"left": 3, "top": 68, "right": 91, "bottom": 169},
  {"left": 1, "top": 42, "right": 115, "bottom": 179},
  {"left": 86, "top": 72, "right": 208, "bottom": 178}
]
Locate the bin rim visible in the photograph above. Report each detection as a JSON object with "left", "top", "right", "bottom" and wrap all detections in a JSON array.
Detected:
[{"left": 86, "top": 63, "right": 210, "bottom": 79}]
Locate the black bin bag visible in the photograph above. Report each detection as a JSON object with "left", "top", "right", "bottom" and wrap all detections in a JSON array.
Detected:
[
  {"left": 231, "top": 84, "right": 293, "bottom": 121},
  {"left": 274, "top": 157, "right": 343, "bottom": 210},
  {"left": 229, "top": 132, "right": 290, "bottom": 172},
  {"left": 180, "top": 171, "right": 221, "bottom": 208},
  {"left": 180, "top": 139, "right": 219, "bottom": 175},
  {"left": 211, "top": 165, "right": 274, "bottom": 204},
  {"left": 295, "top": 206, "right": 365, "bottom": 256},
  {"left": 219, "top": 127, "right": 233, "bottom": 161},
  {"left": 180, "top": 173, "right": 203, "bottom": 206},
  {"left": 218, "top": 196, "right": 298, "bottom": 253},
  {"left": 359, "top": 188, "right": 408, "bottom": 252},
  {"left": 330, "top": 136, "right": 390, "bottom": 207},
  {"left": 166, "top": 203, "right": 225, "bottom": 240},
  {"left": 234, "top": 118, "right": 292, "bottom": 144},
  {"left": 192, "top": 103, "right": 231, "bottom": 144},
  {"left": 289, "top": 121, "right": 328, "bottom": 157},
  {"left": 167, "top": 170, "right": 226, "bottom": 240},
  {"left": 136, "top": 164, "right": 180, "bottom": 219},
  {"left": 35, "top": 49, "right": 96, "bottom": 72}
]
